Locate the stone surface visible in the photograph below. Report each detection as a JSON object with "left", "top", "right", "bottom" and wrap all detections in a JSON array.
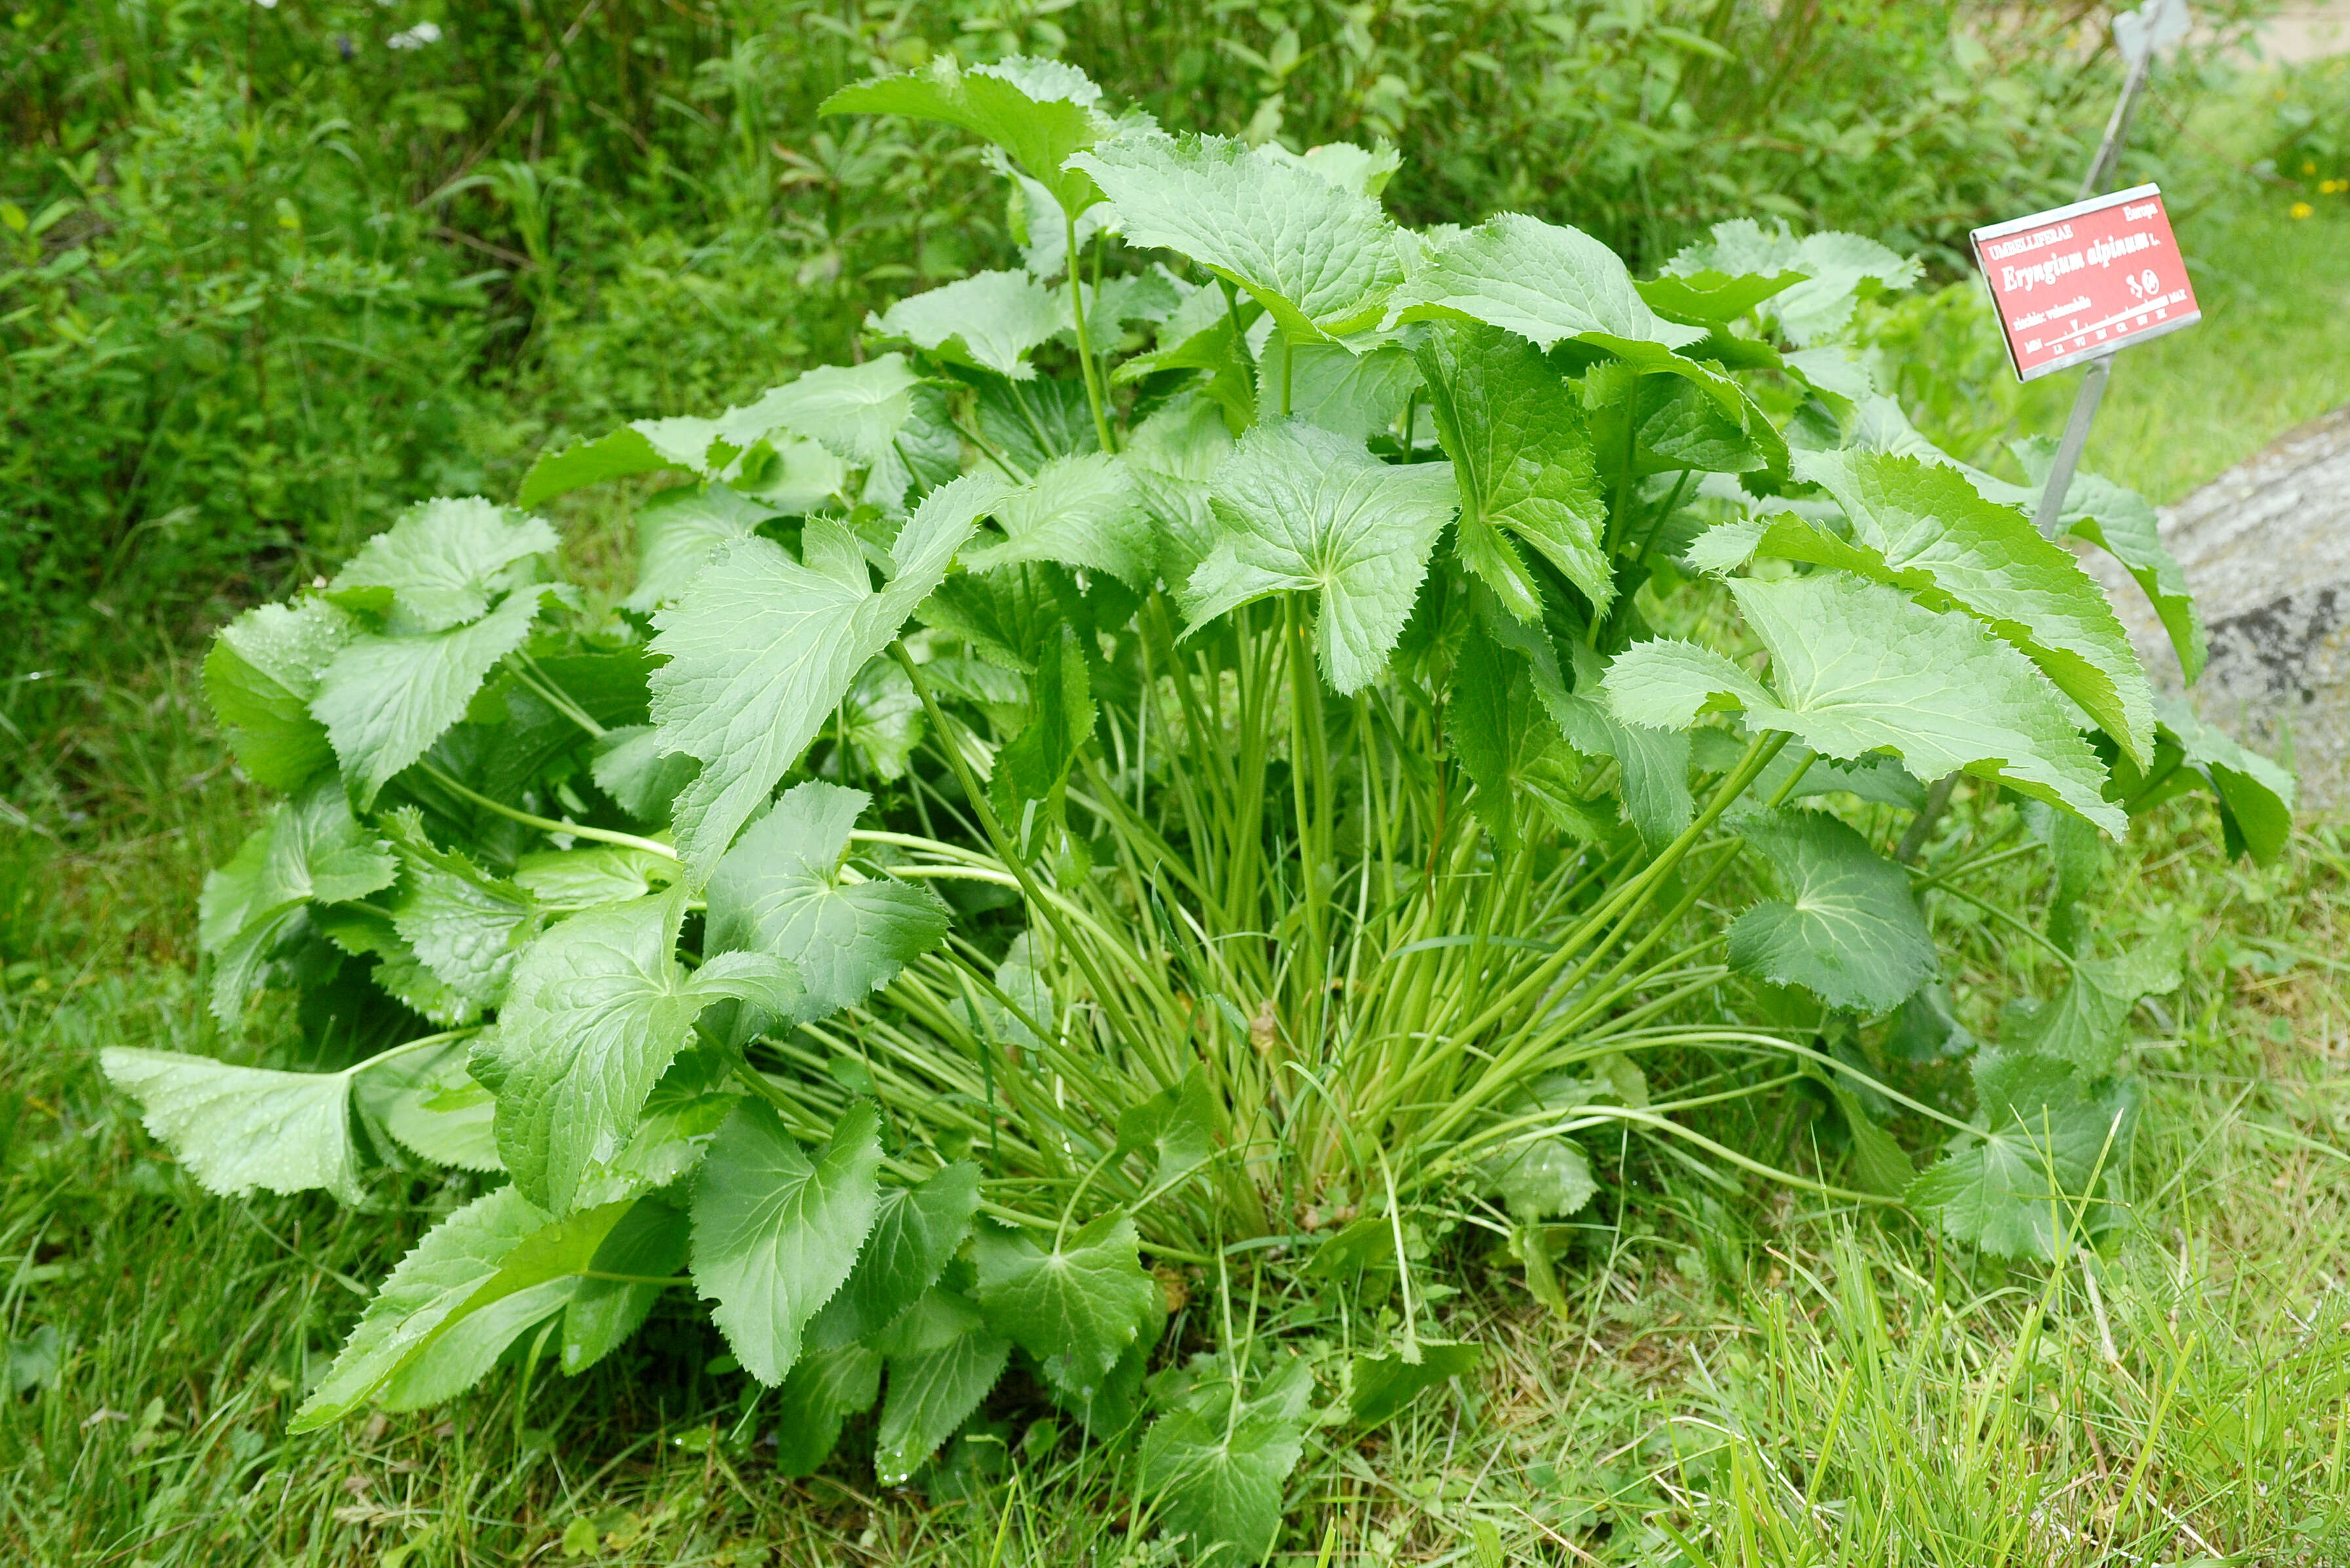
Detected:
[{"left": 2082, "top": 404, "right": 2350, "bottom": 812}]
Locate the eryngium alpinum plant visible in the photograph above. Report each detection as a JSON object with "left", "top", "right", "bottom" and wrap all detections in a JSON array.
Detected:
[{"left": 107, "top": 55, "right": 2292, "bottom": 1561}]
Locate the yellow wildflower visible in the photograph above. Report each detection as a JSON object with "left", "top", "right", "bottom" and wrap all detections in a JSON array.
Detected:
[{"left": 2290, "top": 201, "right": 2315, "bottom": 219}]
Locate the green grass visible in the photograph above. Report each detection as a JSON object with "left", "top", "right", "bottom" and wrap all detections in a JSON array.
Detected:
[{"left": 7, "top": 70, "right": 2350, "bottom": 1568}]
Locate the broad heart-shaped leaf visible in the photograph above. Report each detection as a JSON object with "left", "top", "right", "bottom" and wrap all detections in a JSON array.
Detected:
[
  {"left": 810, "top": 1163, "right": 982, "bottom": 1350},
  {"left": 1634, "top": 267, "right": 1806, "bottom": 326},
  {"left": 871, "top": 269, "right": 1064, "bottom": 381},
  {"left": 960, "top": 452, "right": 1154, "bottom": 587},
  {"left": 326, "top": 498, "right": 556, "bottom": 636},
  {"left": 690, "top": 1100, "right": 884, "bottom": 1387},
  {"left": 649, "top": 477, "right": 1003, "bottom": 880},
  {"left": 873, "top": 1286, "right": 1014, "bottom": 1485},
  {"left": 705, "top": 781, "right": 953, "bottom": 1028},
  {"left": 1663, "top": 219, "right": 1920, "bottom": 346},
  {"left": 1182, "top": 419, "right": 1456, "bottom": 695},
  {"left": 2011, "top": 438, "right": 2207, "bottom": 684},
  {"left": 1260, "top": 337, "right": 1422, "bottom": 442},
  {"left": 1603, "top": 574, "right": 2125, "bottom": 835},
  {"left": 293, "top": 1185, "right": 548, "bottom": 1429},
  {"left": 1726, "top": 810, "right": 1935, "bottom": 1013},
  {"left": 825, "top": 56, "right": 1111, "bottom": 219},
  {"left": 1141, "top": 1358, "right": 1315, "bottom": 1565},
  {"left": 1071, "top": 132, "right": 1405, "bottom": 342},
  {"left": 102, "top": 1047, "right": 367, "bottom": 1204},
  {"left": 774, "top": 1341, "right": 884, "bottom": 1480},
  {"left": 516, "top": 424, "right": 699, "bottom": 510},
  {"left": 590, "top": 726, "right": 698, "bottom": 825},
  {"left": 1114, "top": 1066, "right": 1218, "bottom": 1192},
  {"left": 1490, "top": 1135, "right": 1598, "bottom": 1221},
  {"left": 381, "top": 810, "right": 539, "bottom": 1011},
  {"left": 626, "top": 483, "right": 782, "bottom": 614},
  {"left": 2009, "top": 935, "right": 2184, "bottom": 1076},
  {"left": 375, "top": 1198, "right": 637, "bottom": 1411},
  {"left": 1415, "top": 321, "right": 1610, "bottom": 617},
  {"left": 1384, "top": 212, "right": 1705, "bottom": 353},
  {"left": 715, "top": 354, "right": 924, "bottom": 472},
  {"left": 1348, "top": 1340, "right": 1483, "bottom": 1429},
  {"left": 199, "top": 777, "right": 397, "bottom": 1022},
  {"left": 200, "top": 775, "right": 396, "bottom": 952},
  {"left": 2153, "top": 698, "right": 2296, "bottom": 863},
  {"left": 989, "top": 625, "right": 1094, "bottom": 853},
  {"left": 1448, "top": 631, "right": 1610, "bottom": 852},
  {"left": 562, "top": 1196, "right": 691, "bottom": 1375},
  {"left": 311, "top": 586, "right": 554, "bottom": 810},
  {"left": 1483, "top": 605, "right": 1691, "bottom": 849},
  {"left": 469, "top": 891, "right": 799, "bottom": 1214},
  {"left": 205, "top": 596, "right": 358, "bottom": 789},
  {"left": 369, "top": 1042, "right": 502, "bottom": 1172},
  {"left": 1906, "top": 1051, "right": 2137, "bottom": 1260},
  {"left": 1789, "top": 449, "right": 2153, "bottom": 766},
  {"left": 972, "top": 1214, "right": 1162, "bottom": 1401},
  {"left": 1585, "top": 361, "right": 1764, "bottom": 479}
]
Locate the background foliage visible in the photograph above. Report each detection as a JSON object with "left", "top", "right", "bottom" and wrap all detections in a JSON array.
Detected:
[{"left": 0, "top": 0, "right": 2283, "bottom": 683}]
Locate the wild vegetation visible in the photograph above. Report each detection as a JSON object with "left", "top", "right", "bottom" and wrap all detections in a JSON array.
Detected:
[{"left": 5, "top": 5, "right": 2349, "bottom": 1566}]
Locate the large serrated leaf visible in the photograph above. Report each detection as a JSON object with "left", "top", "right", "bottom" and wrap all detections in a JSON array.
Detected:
[
  {"left": 2009, "top": 937, "right": 2183, "bottom": 1076},
  {"left": 563, "top": 1197, "right": 691, "bottom": 1375},
  {"left": 811, "top": 1163, "right": 982, "bottom": 1350},
  {"left": 1385, "top": 212, "right": 1703, "bottom": 352},
  {"left": 1603, "top": 574, "right": 2123, "bottom": 834},
  {"left": 690, "top": 1100, "right": 884, "bottom": 1387},
  {"left": 1114, "top": 1067, "right": 1217, "bottom": 1193},
  {"left": 1416, "top": 321, "right": 1610, "bottom": 618},
  {"left": 705, "top": 781, "right": 952, "bottom": 1029},
  {"left": 649, "top": 477, "right": 1002, "bottom": 880},
  {"left": 871, "top": 269, "right": 1065, "bottom": 381},
  {"left": 1181, "top": 419, "right": 1456, "bottom": 694},
  {"left": 825, "top": 57, "right": 1110, "bottom": 219},
  {"left": 972, "top": 1214, "right": 1161, "bottom": 1401},
  {"left": 1663, "top": 220, "right": 1920, "bottom": 346},
  {"left": 292, "top": 1185, "right": 550, "bottom": 1430},
  {"left": 1072, "top": 132, "right": 1405, "bottom": 342},
  {"left": 2153, "top": 698, "right": 2296, "bottom": 862},
  {"left": 961, "top": 452, "right": 1154, "bottom": 587},
  {"left": 377, "top": 1199, "right": 635, "bottom": 1411},
  {"left": 774, "top": 1341, "right": 884, "bottom": 1478},
  {"left": 1906, "top": 1051, "right": 2136, "bottom": 1260},
  {"left": 873, "top": 1287, "right": 1012, "bottom": 1484},
  {"left": 626, "top": 483, "right": 783, "bottom": 614},
  {"left": 1727, "top": 810, "right": 1935, "bottom": 1013},
  {"left": 381, "top": 811, "right": 538, "bottom": 1010},
  {"left": 470, "top": 891, "right": 797, "bottom": 1214},
  {"left": 2009, "top": 438, "right": 2207, "bottom": 684},
  {"left": 1789, "top": 449, "right": 2153, "bottom": 764},
  {"left": 1449, "top": 631, "right": 1610, "bottom": 852},
  {"left": 101, "top": 1047, "right": 368, "bottom": 1204},
  {"left": 199, "top": 777, "right": 397, "bottom": 1022},
  {"left": 311, "top": 586, "right": 555, "bottom": 810},
  {"left": 716, "top": 355, "right": 924, "bottom": 471},
  {"left": 204, "top": 597, "right": 358, "bottom": 789},
  {"left": 326, "top": 498, "right": 556, "bottom": 635},
  {"left": 1347, "top": 1340, "right": 1483, "bottom": 1428},
  {"left": 1141, "top": 1359, "right": 1315, "bottom": 1564}
]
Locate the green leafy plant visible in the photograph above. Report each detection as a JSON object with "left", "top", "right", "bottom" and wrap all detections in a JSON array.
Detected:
[{"left": 107, "top": 58, "right": 2291, "bottom": 1561}]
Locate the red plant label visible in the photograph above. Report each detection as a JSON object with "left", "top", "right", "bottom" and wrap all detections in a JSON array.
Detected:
[{"left": 1970, "top": 183, "right": 2201, "bottom": 383}]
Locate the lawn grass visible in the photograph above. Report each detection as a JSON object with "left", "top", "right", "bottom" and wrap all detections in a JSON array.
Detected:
[{"left": 5, "top": 80, "right": 2349, "bottom": 1568}]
